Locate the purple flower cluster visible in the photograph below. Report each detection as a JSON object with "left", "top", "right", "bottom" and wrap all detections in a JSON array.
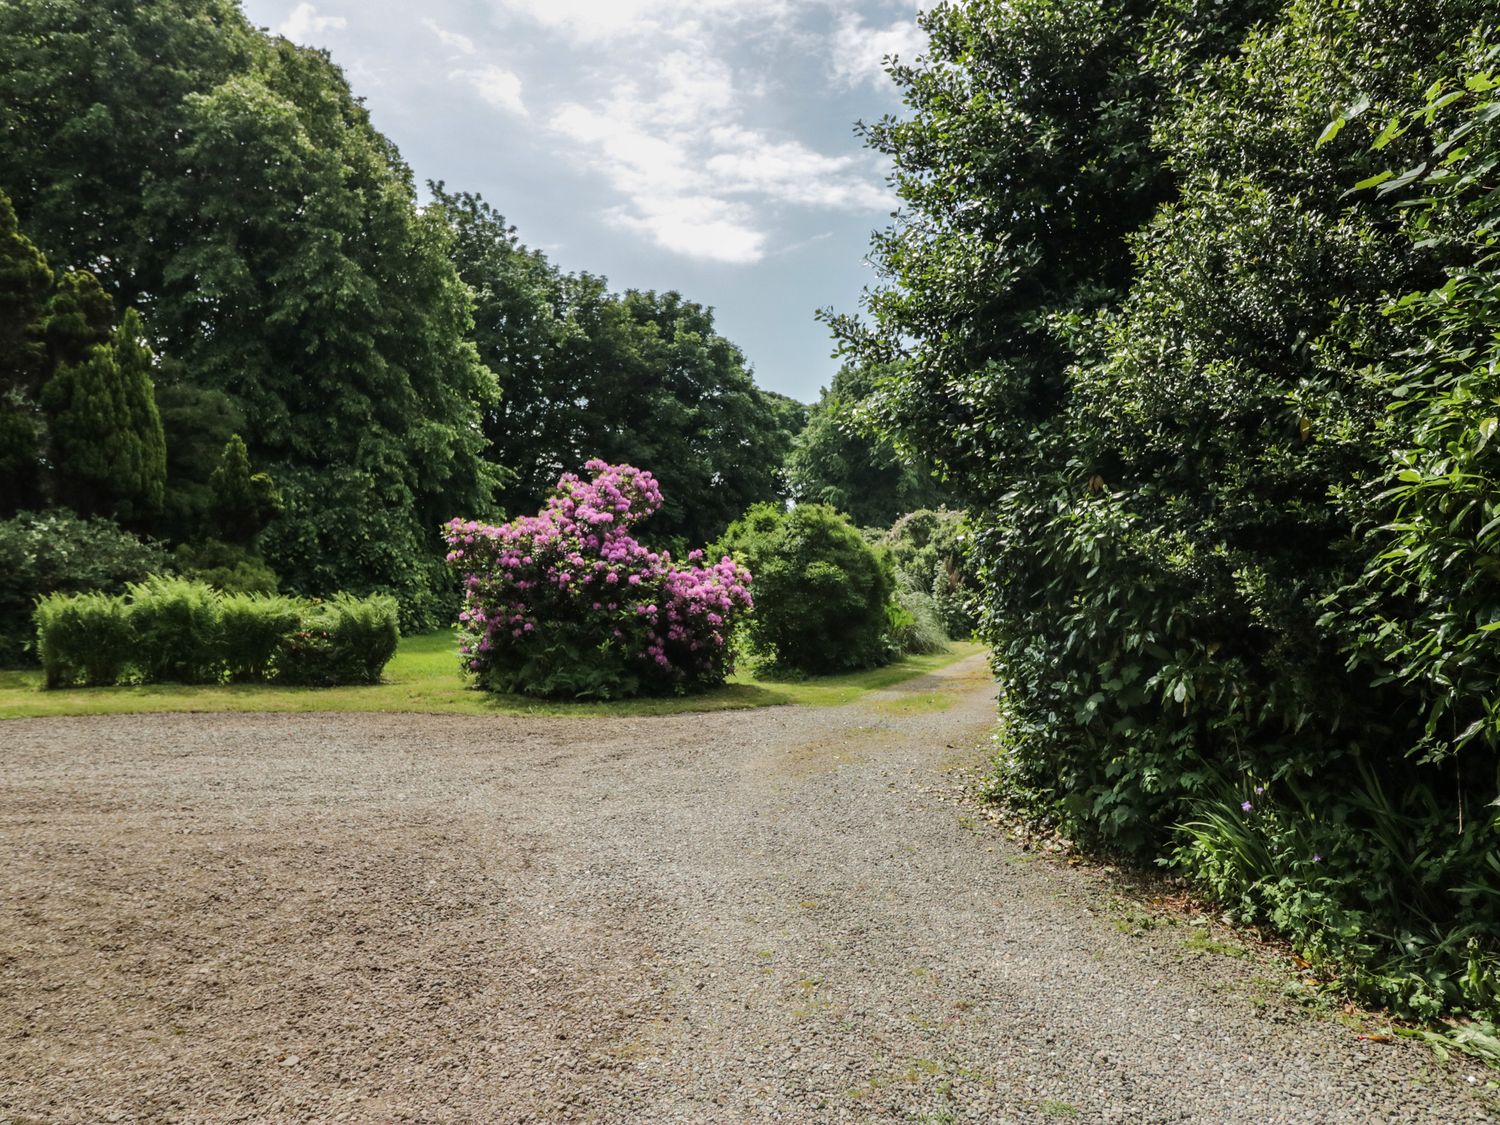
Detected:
[{"left": 444, "top": 460, "right": 752, "bottom": 697}]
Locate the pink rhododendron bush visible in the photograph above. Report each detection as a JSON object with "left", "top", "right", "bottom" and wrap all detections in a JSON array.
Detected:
[{"left": 444, "top": 460, "right": 752, "bottom": 699}]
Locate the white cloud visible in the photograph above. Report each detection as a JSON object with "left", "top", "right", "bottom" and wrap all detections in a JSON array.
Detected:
[
  {"left": 493, "top": 0, "right": 773, "bottom": 44},
  {"left": 458, "top": 65, "right": 528, "bottom": 116},
  {"left": 277, "top": 2, "right": 346, "bottom": 42},
  {"left": 830, "top": 12, "right": 926, "bottom": 89},
  {"left": 609, "top": 197, "right": 766, "bottom": 265},
  {"left": 461, "top": 1, "right": 898, "bottom": 262},
  {"left": 548, "top": 99, "right": 891, "bottom": 262},
  {"left": 422, "top": 17, "right": 476, "bottom": 55},
  {"left": 705, "top": 126, "right": 893, "bottom": 211}
]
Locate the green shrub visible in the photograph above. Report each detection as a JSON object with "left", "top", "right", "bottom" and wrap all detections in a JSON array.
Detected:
[
  {"left": 276, "top": 594, "right": 398, "bottom": 686},
  {"left": 34, "top": 591, "right": 132, "bottom": 688},
  {"left": 174, "top": 539, "right": 278, "bottom": 595},
  {"left": 835, "top": 0, "right": 1499, "bottom": 1019},
  {"left": 0, "top": 509, "right": 170, "bottom": 665},
  {"left": 126, "top": 576, "right": 223, "bottom": 684},
  {"left": 881, "top": 508, "right": 977, "bottom": 639},
  {"left": 219, "top": 593, "right": 301, "bottom": 681},
  {"left": 887, "top": 583, "right": 950, "bottom": 656},
  {"left": 33, "top": 580, "right": 399, "bottom": 688},
  {"left": 324, "top": 593, "right": 400, "bottom": 683},
  {"left": 718, "top": 503, "right": 894, "bottom": 674}
]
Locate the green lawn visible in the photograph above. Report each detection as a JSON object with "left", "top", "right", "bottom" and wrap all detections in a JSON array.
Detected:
[{"left": 0, "top": 633, "right": 986, "bottom": 720}]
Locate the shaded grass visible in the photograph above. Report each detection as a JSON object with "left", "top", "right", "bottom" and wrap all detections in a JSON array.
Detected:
[{"left": 0, "top": 634, "right": 986, "bottom": 720}]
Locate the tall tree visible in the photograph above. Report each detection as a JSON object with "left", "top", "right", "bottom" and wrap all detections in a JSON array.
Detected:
[
  {"left": 434, "top": 186, "right": 806, "bottom": 546},
  {"left": 786, "top": 364, "right": 943, "bottom": 527},
  {"left": 0, "top": 3, "right": 502, "bottom": 624},
  {"left": 829, "top": 0, "right": 1280, "bottom": 492},
  {"left": 42, "top": 307, "right": 167, "bottom": 521},
  {"left": 0, "top": 190, "right": 53, "bottom": 512},
  {"left": 0, "top": 0, "right": 257, "bottom": 304}
]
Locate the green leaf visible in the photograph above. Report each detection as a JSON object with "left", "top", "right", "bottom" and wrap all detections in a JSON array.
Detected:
[
  {"left": 1351, "top": 170, "right": 1395, "bottom": 192},
  {"left": 1316, "top": 116, "right": 1347, "bottom": 148},
  {"left": 1375, "top": 163, "right": 1428, "bottom": 195},
  {"left": 1371, "top": 116, "right": 1405, "bottom": 150}
]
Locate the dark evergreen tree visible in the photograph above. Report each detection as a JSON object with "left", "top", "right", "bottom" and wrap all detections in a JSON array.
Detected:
[
  {"left": 208, "top": 432, "right": 280, "bottom": 546},
  {"left": 42, "top": 307, "right": 166, "bottom": 521}
]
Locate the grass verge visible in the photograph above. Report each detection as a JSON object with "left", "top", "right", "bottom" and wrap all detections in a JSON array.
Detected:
[{"left": 0, "top": 634, "right": 986, "bottom": 720}]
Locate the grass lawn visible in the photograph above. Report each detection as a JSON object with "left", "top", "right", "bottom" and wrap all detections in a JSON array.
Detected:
[{"left": 0, "top": 632, "right": 987, "bottom": 720}]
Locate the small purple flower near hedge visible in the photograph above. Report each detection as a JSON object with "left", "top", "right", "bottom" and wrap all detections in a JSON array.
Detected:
[{"left": 445, "top": 460, "right": 752, "bottom": 699}]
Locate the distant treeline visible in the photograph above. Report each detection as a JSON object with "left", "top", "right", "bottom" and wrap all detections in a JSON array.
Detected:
[{"left": 0, "top": 0, "right": 808, "bottom": 628}]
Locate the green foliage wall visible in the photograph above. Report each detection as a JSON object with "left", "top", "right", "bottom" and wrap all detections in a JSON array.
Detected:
[{"left": 839, "top": 0, "right": 1500, "bottom": 1016}]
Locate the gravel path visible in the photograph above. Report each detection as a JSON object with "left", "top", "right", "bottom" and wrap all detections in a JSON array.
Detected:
[{"left": 2, "top": 654, "right": 1492, "bottom": 1124}]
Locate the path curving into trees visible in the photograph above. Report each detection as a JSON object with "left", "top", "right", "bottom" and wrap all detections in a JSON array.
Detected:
[{"left": 2, "top": 659, "right": 1490, "bottom": 1123}]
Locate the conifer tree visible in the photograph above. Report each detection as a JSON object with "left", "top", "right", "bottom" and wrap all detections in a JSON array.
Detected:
[
  {"left": 208, "top": 432, "right": 280, "bottom": 545},
  {"left": 42, "top": 307, "right": 166, "bottom": 521}
]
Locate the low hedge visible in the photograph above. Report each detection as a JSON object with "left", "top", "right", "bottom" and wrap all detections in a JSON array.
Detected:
[{"left": 34, "top": 580, "right": 397, "bottom": 688}]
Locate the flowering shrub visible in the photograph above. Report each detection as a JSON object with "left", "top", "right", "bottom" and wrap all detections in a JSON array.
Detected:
[{"left": 444, "top": 461, "right": 752, "bottom": 699}]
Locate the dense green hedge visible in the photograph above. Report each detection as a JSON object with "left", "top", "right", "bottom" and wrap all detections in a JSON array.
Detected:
[
  {"left": 35, "top": 578, "right": 397, "bottom": 688},
  {"left": 840, "top": 0, "right": 1500, "bottom": 1019}
]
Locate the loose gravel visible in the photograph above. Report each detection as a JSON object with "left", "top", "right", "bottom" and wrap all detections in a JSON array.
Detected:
[{"left": 2, "top": 654, "right": 1493, "bottom": 1123}]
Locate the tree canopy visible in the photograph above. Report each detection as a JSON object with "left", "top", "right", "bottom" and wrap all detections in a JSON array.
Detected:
[
  {"left": 785, "top": 363, "right": 944, "bottom": 527},
  {"left": 432, "top": 184, "right": 806, "bottom": 548}
]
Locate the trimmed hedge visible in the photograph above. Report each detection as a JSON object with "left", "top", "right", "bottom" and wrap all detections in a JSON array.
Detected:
[{"left": 34, "top": 581, "right": 397, "bottom": 688}]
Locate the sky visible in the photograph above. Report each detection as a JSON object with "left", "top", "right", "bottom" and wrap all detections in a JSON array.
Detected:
[{"left": 236, "top": 0, "right": 931, "bottom": 403}]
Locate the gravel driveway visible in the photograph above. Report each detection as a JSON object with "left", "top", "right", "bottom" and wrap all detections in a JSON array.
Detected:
[{"left": 2, "top": 653, "right": 1493, "bottom": 1123}]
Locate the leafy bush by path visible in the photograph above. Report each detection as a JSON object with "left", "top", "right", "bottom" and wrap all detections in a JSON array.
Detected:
[
  {"left": 887, "top": 584, "right": 949, "bottom": 656},
  {"left": 833, "top": 0, "right": 1500, "bottom": 1018},
  {"left": 219, "top": 593, "right": 301, "bottom": 681},
  {"left": 718, "top": 503, "right": 894, "bottom": 674},
  {"left": 34, "top": 582, "right": 398, "bottom": 687},
  {"left": 0, "top": 510, "right": 170, "bottom": 665},
  {"left": 445, "top": 461, "right": 753, "bottom": 699},
  {"left": 880, "top": 508, "right": 977, "bottom": 640},
  {"left": 34, "top": 591, "right": 133, "bottom": 688}
]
